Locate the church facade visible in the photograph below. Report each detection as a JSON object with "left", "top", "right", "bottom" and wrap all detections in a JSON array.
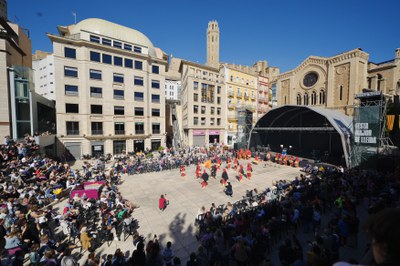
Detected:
[{"left": 276, "top": 48, "right": 400, "bottom": 116}]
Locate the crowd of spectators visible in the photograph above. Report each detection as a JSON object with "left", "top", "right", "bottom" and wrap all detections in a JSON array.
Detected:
[{"left": 1, "top": 135, "right": 399, "bottom": 266}]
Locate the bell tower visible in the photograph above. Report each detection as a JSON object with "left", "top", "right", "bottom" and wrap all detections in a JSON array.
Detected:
[{"left": 206, "top": 20, "right": 219, "bottom": 68}]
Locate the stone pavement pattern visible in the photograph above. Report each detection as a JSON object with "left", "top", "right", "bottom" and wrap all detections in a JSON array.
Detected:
[{"left": 113, "top": 161, "right": 300, "bottom": 262}]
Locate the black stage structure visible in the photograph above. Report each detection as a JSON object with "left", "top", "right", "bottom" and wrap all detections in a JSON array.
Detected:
[{"left": 249, "top": 105, "right": 353, "bottom": 167}]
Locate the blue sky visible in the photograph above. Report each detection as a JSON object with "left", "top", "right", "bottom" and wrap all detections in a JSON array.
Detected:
[{"left": 8, "top": 0, "right": 400, "bottom": 72}]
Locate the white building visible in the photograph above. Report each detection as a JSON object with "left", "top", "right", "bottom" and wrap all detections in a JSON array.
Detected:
[
  {"left": 47, "top": 18, "right": 168, "bottom": 159},
  {"left": 32, "top": 52, "right": 56, "bottom": 101},
  {"left": 164, "top": 79, "right": 181, "bottom": 100}
]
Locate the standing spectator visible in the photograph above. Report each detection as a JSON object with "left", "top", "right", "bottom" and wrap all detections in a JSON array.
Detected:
[
  {"left": 60, "top": 248, "right": 78, "bottom": 266},
  {"left": 159, "top": 195, "right": 167, "bottom": 211},
  {"left": 162, "top": 241, "right": 174, "bottom": 266},
  {"left": 129, "top": 241, "right": 146, "bottom": 266}
]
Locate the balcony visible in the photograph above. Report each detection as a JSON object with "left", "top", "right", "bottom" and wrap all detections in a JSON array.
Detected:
[
  {"left": 236, "top": 91, "right": 242, "bottom": 98},
  {"left": 244, "top": 94, "right": 249, "bottom": 100},
  {"left": 115, "top": 130, "right": 125, "bottom": 135},
  {"left": 90, "top": 92, "right": 102, "bottom": 98},
  {"left": 228, "top": 115, "right": 237, "bottom": 121},
  {"left": 135, "top": 130, "right": 145, "bottom": 135},
  {"left": 251, "top": 95, "right": 256, "bottom": 101},
  {"left": 228, "top": 103, "right": 235, "bottom": 110},
  {"left": 152, "top": 130, "right": 161, "bottom": 134},
  {"left": 228, "top": 91, "right": 234, "bottom": 98},
  {"left": 91, "top": 130, "right": 103, "bottom": 135},
  {"left": 66, "top": 130, "right": 79, "bottom": 136}
]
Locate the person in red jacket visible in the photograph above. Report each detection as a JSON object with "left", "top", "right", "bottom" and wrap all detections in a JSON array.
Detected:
[
  {"left": 234, "top": 158, "right": 238, "bottom": 170},
  {"left": 238, "top": 164, "right": 244, "bottom": 182},
  {"left": 195, "top": 163, "right": 201, "bottom": 178},
  {"left": 227, "top": 157, "right": 232, "bottom": 169},
  {"left": 220, "top": 168, "right": 229, "bottom": 186},
  {"left": 246, "top": 163, "right": 253, "bottom": 179},
  {"left": 159, "top": 195, "right": 168, "bottom": 211}
]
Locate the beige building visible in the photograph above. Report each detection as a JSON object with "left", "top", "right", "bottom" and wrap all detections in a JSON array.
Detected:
[
  {"left": 223, "top": 64, "right": 258, "bottom": 145},
  {"left": 206, "top": 21, "right": 219, "bottom": 69},
  {"left": 276, "top": 48, "right": 369, "bottom": 115},
  {"left": 47, "top": 18, "right": 168, "bottom": 158},
  {"left": 178, "top": 59, "right": 226, "bottom": 146},
  {"left": 367, "top": 49, "right": 400, "bottom": 96},
  {"left": 0, "top": 16, "right": 33, "bottom": 139}
]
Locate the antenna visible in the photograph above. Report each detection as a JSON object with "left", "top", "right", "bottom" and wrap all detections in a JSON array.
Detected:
[{"left": 72, "top": 12, "right": 77, "bottom": 24}]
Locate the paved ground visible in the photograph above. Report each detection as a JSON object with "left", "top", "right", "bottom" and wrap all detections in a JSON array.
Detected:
[{"left": 107, "top": 161, "right": 301, "bottom": 262}]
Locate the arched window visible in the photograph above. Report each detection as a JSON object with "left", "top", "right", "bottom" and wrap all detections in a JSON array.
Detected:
[
  {"left": 377, "top": 74, "right": 383, "bottom": 91},
  {"left": 303, "top": 93, "right": 309, "bottom": 105},
  {"left": 297, "top": 94, "right": 302, "bottom": 105},
  {"left": 319, "top": 89, "right": 325, "bottom": 104},
  {"left": 339, "top": 85, "right": 343, "bottom": 101},
  {"left": 311, "top": 91, "right": 317, "bottom": 105}
]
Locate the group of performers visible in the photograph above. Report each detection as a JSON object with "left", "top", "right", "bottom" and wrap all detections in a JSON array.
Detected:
[{"left": 271, "top": 152, "right": 300, "bottom": 167}]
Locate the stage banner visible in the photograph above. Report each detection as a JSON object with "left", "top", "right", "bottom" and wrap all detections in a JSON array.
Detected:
[{"left": 353, "top": 105, "right": 380, "bottom": 147}]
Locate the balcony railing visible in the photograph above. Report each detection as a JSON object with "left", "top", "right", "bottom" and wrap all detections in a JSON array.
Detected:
[
  {"left": 135, "top": 130, "right": 145, "bottom": 134},
  {"left": 115, "top": 130, "right": 125, "bottom": 135},
  {"left": 228, "top": 115, "right": 237, "bottom": 121},
  {"left": 228, "top": 103, "right": 235, "bottom": 109},
  {"left": 90, "top": 93, "right": 102, "bottom": 98},
  {"left": 152, "top": 130, "right": 161, "bottom": 134},
  {"left": 251, "top": 95, "right": 256, "bottom": 100},
  {"left": 236, "top": 92, "right": 242, "bottom": 97},
  {"left": 91, "top": 130, "right": 103, "bottom": 135},
  {"left": 244, "top": 94, "right": 249, "bottom": 100},
  {"left": 228, "top": 91, "right": 234, "bottom": 97},
  {"left": 66, "top": 130, "right": 79, "bottom": 135}
]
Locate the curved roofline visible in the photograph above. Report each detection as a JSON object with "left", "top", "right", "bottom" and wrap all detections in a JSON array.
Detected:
[{"left": 69, "top": 18, "right": 157, "bottom": 57}]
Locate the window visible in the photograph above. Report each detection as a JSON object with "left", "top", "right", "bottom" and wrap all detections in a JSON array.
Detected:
[
  {"left": 193, "top": 93, "right": 198, "bottom": 102},
  {"left": 90, "top": 105, "right": 102, "bottom": 114},
  {"left": 194, "top": 81, "right": 198, "bottom": 90},
  {"left": 114, "top": 56, "right": 123, "bottom": 66},
  {"left": 210, "top": 118, "right": 215, "bottom": 125},
  {"left": 297, "top": 94, "right": 302, "bottom": 105},
  {"left": 90, "top": 51, "right": 100, "bottom": 62},
  {"left": 210, "top": 107, "right": 215, "bottom": 115},
  {"left": 193, "top": 105, "right": 198, "bottom": 114},
  {"left": 134, "top": 107, "right": 144, "bottom": 116},
  {"left": 102, "top": 54, "right": 112, "bottom": 64},
  {"left": 134, "top": 92, "right": 144, "bottom": 101},
  {"left": 90, "top": 87, "right": 102, "bottom": 98},
  {"left": 66, "top": 121, "right": 79, "bottom": 135},
  {"left": 114, "top": 89, "right": 124, "bottom": 99},
  {"left": 311, "top": 91, "right": 317, "bottom": 105},
  {"left": 64, "top": 47, "right": 76, "bottom": 59},
  {"left": 217, "top": 108, "right": 221, "bottom": 115},
  {"left": 113, "top": 140, "right": 126, "bottom": 154},
  {"left": 102, "top": 38, "right": 112, "bottom": 46},
  {"left": 151, "top": 108, "right": 160, "bottom": 117},
  {"left": 65, "top": 85, "right": 78, "bottom": 96},
  {"left": 152, "top": 65, "right": 159, "bottom": 74},
  {"left": 89, "top": 69, "right": 102, "bottom": 80},
  {"left": 91, "top": 122, "right": 103, "bottom": 135},
  {"left": 201, "top": 106, "right": 206, "bottom": 114},
  {"left": 135, "top": 123, "right": 145, "bottom": 134},
  {"left": 339, "top": 85, "right": 343, "bottom": 101},
  {"left": 201, "top": 117, "right": 206, "bottom": 125},
  {"left": 134, "top": 46, "right": 142, "bottom": 53},
  {"left": 319, "top": 90, "right": 325, "bottom": 104},
  {"left": 114, "top": 122, "right": 125, "bottom": 135},
  {"left": 151, "top": 140, "right": 161, "bottom": 151},
  {"left": 217, "top": 97, "right": 221, "bottom": 104},
  {"left": 113, "top": 41, "right": 122, "bottom": 49},
  {"left": 152, "top": 123, "right": 160, "bottom": 134},
  {"left": 134, "top": 76, "right": 144, "bottom": 86},
  {"left": 303, "top": 93, "right": 309, "bottom": 105},
  {"left": 151, "top": 80, "right": 160, "bottom": 89},
  {"left": 66, "top": 104, "right": 79, "bottom": 113},
  {"left": 124, "top": 44, "right": 132, "bottom": 51},
  {"left": 194, "top": 117, "right": 198, "bottom": 125},
  {"left": 125, "top": 58, "right": 133, "bottom": 68},
  {"left": 134, "top": 61, "right": 143, "bottom": 70},
  {"left": 90, "top": 35, "right": 100, "bottom": 43},
  {"left": 151, "top": 94, "right": 160, "bottom": 103},
  {"left": 64, "top": 66, "right": 78, "bottom": 77},
  {"left": 113, "top": 73, "right": 124, "bottom": 83},
  {"left": 217, "top": 118, "right": 221, "bottom": 126},
  {"left": 114, "top": 106, "right": 124, "bottom": 115}
]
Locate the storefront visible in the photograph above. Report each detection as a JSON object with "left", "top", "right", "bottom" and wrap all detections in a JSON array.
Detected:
[
  {"left": 208, "top": 130, "right": 220, "bottom": 144},
  {"left": 151, "top": 139, "right": 161, "bottom": 151},
  {"left": 91, "top": 141, "right": 104, "bottom": 157},
  {"left": 134, "top": 140, "right": 144, "bottom": 152},
  {"left": 193, "top": 130, "right": 206, "bottom": 147},
  {"left": 113, "top": 140, "right": 126, "bottom": 155}
]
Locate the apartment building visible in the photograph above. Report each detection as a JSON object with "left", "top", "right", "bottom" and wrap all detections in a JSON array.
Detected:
[
  {"left": 179, "top": 59, "right": 226, "bottom": 146},
  {"left": 47, "top": 18, "right": 168, "bottom": 158},
  {"left": 223, "top": 64, "right": 258, "bottom": 145},
  {"left": 164, "top": 79, "right": 181, "bottom": 101},
  {"left": 32, "top": 51, "right": 55, "bottom": 100}
]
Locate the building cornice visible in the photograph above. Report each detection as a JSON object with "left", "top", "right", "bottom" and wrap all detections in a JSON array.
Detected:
[{"left": 47, "top": 33, "right": 168, "bottom": 64}]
